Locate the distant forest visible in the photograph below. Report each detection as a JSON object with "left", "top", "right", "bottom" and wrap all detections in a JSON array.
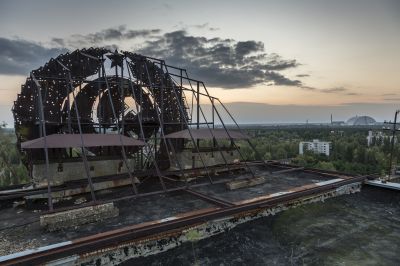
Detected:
[
  {"left": 0, "top": 125, "right": 396, "bottom": 187},
  {"left": 238, "top": 127, "right": 395, "bottom": 176},
  {"left": 0, "top": 125, "right": 28, "bottom": 186}
]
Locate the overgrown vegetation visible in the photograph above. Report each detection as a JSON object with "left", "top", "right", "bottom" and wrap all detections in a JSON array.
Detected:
[
  {"left": 238, "top": 127, "right": 394, "bottom": 176},
  {"left": 0, "top": 125, "right": 394, "bottom": 187},
  {"left": 0, "top": 124, "right": 28, "bottom": 186}
]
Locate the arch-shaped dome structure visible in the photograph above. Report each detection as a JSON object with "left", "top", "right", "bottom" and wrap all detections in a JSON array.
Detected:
[{"left": 346, "top": 115, "right": 376, "bottom": 126}]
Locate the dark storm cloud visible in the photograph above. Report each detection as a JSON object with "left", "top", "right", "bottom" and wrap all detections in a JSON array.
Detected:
[
  {"left": 0, "top": 37, "right": 66, "bottom": 75},
  {"left": 137, "top": 30, "right": 301, "bottom": 88}
]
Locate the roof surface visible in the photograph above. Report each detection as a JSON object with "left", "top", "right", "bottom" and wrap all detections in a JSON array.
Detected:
[{"left": 21, "top": 134, "right": 146, "bottom": 149}]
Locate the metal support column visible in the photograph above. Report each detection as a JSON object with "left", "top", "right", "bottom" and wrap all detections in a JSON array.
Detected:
[{"left": 31, "top": 74, "right": 54, "bottom": 211}]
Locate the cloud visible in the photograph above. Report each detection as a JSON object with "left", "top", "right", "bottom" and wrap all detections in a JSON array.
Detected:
[
  {"left": 191, "top": 23, "right": 219, "bottom": 31},
  {"left": 300, "top": 86, "right": 360, "bottom": 95},
  {"left": 193, "top": 23, "right": 209, "bottom": 29},
  {"left": 296, "top": 74, "right": 309, "bottom": 77},
  {"left": 0, "top": 37, "right": 66, "bottom": 75},
  {"left": 0, "top": 26, "right": 303, "bottom": 89},
  {"left": 265, "top": 71, "right": 302, "bottom": 86},
  {"left": 319, "top": 87, "right": 361, "bottom": 96},
  {"left": 52, "top": 25, "right": 161, "bottom": 48},
  {"left": 346, "top": 92, "right": 360, "bottom": 96},
  {"left": 384, "top": 97, "right": 400, "bottom": 101},
  {"left": 382, "top": 93, "right": 396, "bottom": 96},
  {"left": 320, "top": 87, "right": 347, "bottom": 93},
  {"left": 136, "top": 30, "right": 301, "bottom": 88},
  {"left": 301, "top": 86, "right": 317, "bottom": 91}
]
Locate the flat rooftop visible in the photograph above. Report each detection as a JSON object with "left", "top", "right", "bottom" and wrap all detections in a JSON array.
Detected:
[{"left": 0, "top": 163, "right": 361, "bottom": 257}]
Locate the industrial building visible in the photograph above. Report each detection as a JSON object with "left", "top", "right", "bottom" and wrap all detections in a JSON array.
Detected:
[{"left": 346, "top": 115, "right": 376, "bottom": 126}]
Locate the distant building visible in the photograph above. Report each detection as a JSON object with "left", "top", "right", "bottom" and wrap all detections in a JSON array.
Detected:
[
  {"left": 366, "top": 130, "right": 396, "bottom": 146},
  {"left": 346, "top": 115, "right": 376, "bottom": 126},
  {"left": 299, "top": 139, "right": 331, "bottom": 156},
  {"left": 330, "top": 114, "right": 345, "bottom": 126}
]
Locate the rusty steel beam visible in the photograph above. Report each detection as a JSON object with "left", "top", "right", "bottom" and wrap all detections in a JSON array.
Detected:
[{"left": 183, "top": 188, "right": 234, "bottom": 208}]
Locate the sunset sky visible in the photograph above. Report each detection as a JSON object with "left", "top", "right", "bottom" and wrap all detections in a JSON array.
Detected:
[{"left": 0, "top": 0, "right": 399, "bottom": 125}]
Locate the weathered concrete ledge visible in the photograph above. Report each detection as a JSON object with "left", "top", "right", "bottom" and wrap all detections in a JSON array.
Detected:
[
  {"left": 226, "top": 176, "right": 266, "bottom": 190},
  {"left": 27, "top": 179, "right": 133, "bottom": 200},
  {"left": 40, "top": 203, "right": 119, "bottom": 232},
  {"left": 75, "top": 182, "right": 361, "bottom": 266}
]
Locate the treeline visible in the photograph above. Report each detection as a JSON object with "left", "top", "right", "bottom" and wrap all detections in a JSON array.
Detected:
[
  {"left": 0, "top": 126, "right": 28, "bottom": 186},
  {"left": 238, "top": 127, "right": 395, "bottom": 175},
  {"left": 0, "top": 126, "right": 395, "bottom": 187}
]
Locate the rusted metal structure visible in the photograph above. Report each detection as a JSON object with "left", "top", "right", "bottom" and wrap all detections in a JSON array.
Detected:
[
  {"left": 0, "top": 48, "right": 372, "bottom": 264},
  {"left": 11, "top": 48, "right": 260, "bottom": 211},
  {"left": 383, "top": 110, "right": 400, "bottom": 176}
]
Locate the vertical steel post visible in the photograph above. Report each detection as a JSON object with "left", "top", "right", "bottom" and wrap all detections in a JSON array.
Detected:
[
  {"left": 56, "top": 60, "right": 97, "bottom": 202},
  {"left": 198, "top": 81, "right": 256, "bottom": 178},
  {"left": 100, "top": 62, "right": 139, "bottom": 195},
  {"left": 158, "top": 61, "right": 214, "bottom": 183},
  {"left": 65, "top": 74, "right": 97, "bottom": 202},
  {"left": 216, "top": 96, "right": 268, "bottom": 167},
  {"left": 388, "top": 110, "right": 399, "bottom": 176},
  {"left": 197, "top": 82, "right": 200, "bottom": 130},
  {"left": 66, "top": 83, "right": 72, "bottom": 134},
  {"left": 125, "top": 59, "right": 168, "bottom": 187},
  {"left": 162, "top": 64, "right": 232, "bottom": 175},
  {"left": 190, "top": 90, "right": 231, "bottom": 171},
  {"left": 212, "top": 98, "right": 215, "bottom": 148},
  {"left": 196, "top": 82, "right": 200, "bottom": 150},
  {"left": 176, "top": 70, "right": 231, "bottom": 172},
  {"left": 180, "top": 69, "right": 183, "bottom": 130},
  {"left": 140, "top": 60, "right": 178, "bottom": 189},
  {"left": 31, "top": 74, "right": 54, "bottom": 211},
  {"left": 210, "top": 98, "right": 256, "bottom": 179},
  {"left": 98, "top": 64, "right": 102, "bottom": 134}
]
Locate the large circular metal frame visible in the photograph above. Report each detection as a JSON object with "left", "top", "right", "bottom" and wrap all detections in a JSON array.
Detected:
[{"left": 12, "top": 48, "right": 188, "bottom": 168}]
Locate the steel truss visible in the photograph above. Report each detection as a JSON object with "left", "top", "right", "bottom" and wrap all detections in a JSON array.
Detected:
[{"left": 12, "top": 48, "right": 264, "bottom": 211}]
